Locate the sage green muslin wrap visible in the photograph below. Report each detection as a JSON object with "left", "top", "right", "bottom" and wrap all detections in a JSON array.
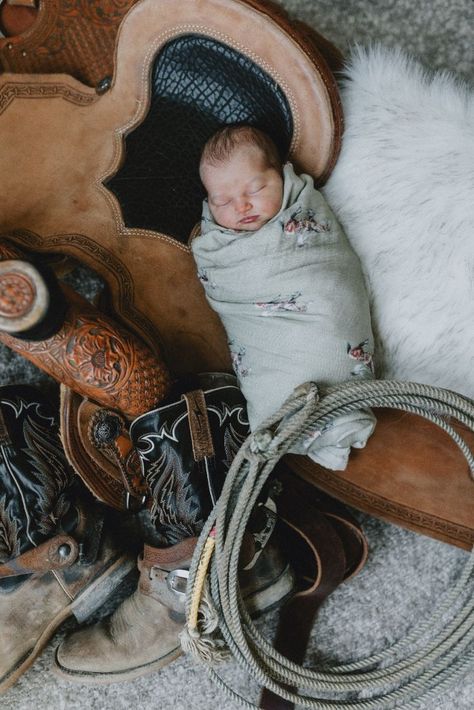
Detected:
[{"left": 192, "top": 163, "right": 376, "bottom": 470}]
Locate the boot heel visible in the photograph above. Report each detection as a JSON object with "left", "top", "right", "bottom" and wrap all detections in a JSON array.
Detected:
[{"left": 71, "top": 554, "right": 136, "bottom": 623}]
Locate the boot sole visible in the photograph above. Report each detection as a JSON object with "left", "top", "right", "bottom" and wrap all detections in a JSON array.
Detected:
[
  {"left": 0, "top": 553, "right": 134, "bottom": 694},
  {"left": 53, "top": 646, "right": 183, "bottom": 685}
]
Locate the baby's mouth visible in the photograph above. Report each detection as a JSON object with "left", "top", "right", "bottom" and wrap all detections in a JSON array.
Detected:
[{"left": 239, "top": 215, "right": 259, "bottom": 225}]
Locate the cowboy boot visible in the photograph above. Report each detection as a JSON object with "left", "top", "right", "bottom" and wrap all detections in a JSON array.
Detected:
[
  {"left": 54, "top": 374, "right": 294, "bottom": 683},
  {"left": 0, "top": 384, "right": 138, "bottom": 694}
]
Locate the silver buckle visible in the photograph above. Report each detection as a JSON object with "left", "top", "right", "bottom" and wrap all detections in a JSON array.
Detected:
[{"left": 166, "top": 568, "right": 189, "bottom": 599}]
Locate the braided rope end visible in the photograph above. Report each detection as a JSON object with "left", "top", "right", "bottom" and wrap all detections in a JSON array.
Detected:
[{"left": 180, "top": 623, "right": 231, "bottom": 664}]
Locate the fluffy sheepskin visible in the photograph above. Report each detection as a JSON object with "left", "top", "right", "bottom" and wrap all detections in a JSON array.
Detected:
[{"left": 323, "top": 45, "right": 474, "bottom": 398}]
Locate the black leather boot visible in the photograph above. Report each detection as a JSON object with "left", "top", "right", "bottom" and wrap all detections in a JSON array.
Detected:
[{"left": 0, "top": 384, "right": 137, "bottom": 693}]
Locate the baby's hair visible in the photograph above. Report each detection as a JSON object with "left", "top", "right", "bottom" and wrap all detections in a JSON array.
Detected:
[{"left": 200, "top": 125, "right": 281, "bottom": 175}]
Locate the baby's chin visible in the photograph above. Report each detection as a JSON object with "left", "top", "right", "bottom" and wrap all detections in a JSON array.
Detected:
[
  {"left": 233, "top": 215, "right": 273, "bottom": 231},
  {"left": 236, "top": 221, "right": 264, "bottom": 232}
]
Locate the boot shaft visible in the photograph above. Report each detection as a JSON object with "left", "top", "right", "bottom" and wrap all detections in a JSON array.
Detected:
[
  {"left": 0, "top": 384, "right": 139, "bottom": 592},
  {"left": 0, "top": 385, "right": 78, "bottom": 572},
  {"left": 130, "top": 373, "right": 250, "bottom": 546}
]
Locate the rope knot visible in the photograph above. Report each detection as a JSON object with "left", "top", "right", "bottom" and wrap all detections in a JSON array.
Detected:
[
  {"left": 248, "top": 429, "right": 275, "bottom": 461},
  {"left": 292, "top": 381, "right": 319, "bottom": 405}
]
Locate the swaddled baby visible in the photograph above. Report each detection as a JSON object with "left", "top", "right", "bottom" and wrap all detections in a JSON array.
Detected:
[{"left": 191, "top": 126, "right": 376, "bottom": 470}]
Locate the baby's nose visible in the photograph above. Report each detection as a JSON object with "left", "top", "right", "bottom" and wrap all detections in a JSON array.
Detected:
[{"left": 235, "top": 198, "right": 251, "bottom": 213}]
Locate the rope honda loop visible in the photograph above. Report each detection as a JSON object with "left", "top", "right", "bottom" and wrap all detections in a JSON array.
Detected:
[{"left": 181, "top": 379, "right": 474, "bottom": 709}]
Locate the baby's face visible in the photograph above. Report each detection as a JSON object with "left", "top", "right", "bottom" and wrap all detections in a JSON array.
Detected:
[{"left": 201, "top": 146, "right": 283, "bottom": 231}]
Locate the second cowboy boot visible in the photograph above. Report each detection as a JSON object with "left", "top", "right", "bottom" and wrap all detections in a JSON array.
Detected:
[
  {"left": 0, "top": 384, "right": 138, "bottom": 694},
  {"left": 54, "top": 533, "right": 292, "bottom": 683},
  {"left": 54, "top": 374, "right": 294, "bottom": 683}
]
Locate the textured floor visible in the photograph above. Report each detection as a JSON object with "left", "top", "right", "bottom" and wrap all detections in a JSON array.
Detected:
[{"left": 1, "top": 1, "right": 473, "bottom": 708}]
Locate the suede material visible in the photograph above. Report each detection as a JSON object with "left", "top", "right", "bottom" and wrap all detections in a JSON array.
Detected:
[
  {"left": 55, "top": 589, "right": 183, "bottom": 677},
  {"left": 0, "top": 572, "right": 70, "bottom": 683}
]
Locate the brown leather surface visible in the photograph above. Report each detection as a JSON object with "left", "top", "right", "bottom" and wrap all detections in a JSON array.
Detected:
[
  {"left": 60, "top": 387, "right": 129, "bottom": 511},
  {"left": 183, "top": 389, "right": 215, "bottom": 461},
  {"left": 78, "top": 399, "right": 126, "bottom": 486},
  {"left": 0, "top": 534, "right": 78, "bottom": 578},
  {"left": 141, "top": 539, "right": 198, "bottom": 570},
  {"left": 286, "top": 409, "right": 474, "bottom": 549},
  {"left": 0, "top": 3, "right": 37, "bottom": 38},
  {"left": 260, "top": 512, "right": 346, "bottom": 710},
  {"left": 0, "top": 282, "right": 171, "bottom": 417},
  {"left": 0, "top": 0, "right": 139, "bottom": 88},
  {"left": 260, "top": 468, "right": 367, "bottom": 709}
]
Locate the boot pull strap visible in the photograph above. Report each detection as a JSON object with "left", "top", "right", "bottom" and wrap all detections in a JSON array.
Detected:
[
  {"left": 0, "top": 534, "right": 79, "bottom": 578},
  {"left": 182, "top": 389, "right": 215, "bottom": 461}
]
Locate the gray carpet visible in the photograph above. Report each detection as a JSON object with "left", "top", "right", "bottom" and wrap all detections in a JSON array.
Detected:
[{"left": 2, "top": 0, "right": 473, "bottom": 708}]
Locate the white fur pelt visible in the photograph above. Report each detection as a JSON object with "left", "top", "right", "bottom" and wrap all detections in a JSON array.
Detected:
[{"left": 323, "top": 45, "right": 474, "bottom": 398}]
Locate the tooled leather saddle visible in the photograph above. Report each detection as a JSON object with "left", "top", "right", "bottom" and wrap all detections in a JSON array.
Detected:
[{"left": 0, "top": 0, "right": 472, "bottom": 552}]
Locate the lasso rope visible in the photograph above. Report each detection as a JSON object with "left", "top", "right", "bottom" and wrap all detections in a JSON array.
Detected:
[{"left": 181, "top": 379, "right": 474, "bottom": 708}]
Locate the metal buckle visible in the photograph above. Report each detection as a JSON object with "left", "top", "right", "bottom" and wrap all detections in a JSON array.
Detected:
[
  {"left": 166, "top": 568, "right": 189, "bottom": 599},
  {"left": 124, "top": 491, "right": 146, "bottom": 511}
]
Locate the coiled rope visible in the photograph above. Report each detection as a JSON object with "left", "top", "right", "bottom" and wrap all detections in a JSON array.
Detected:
[{"left": 181, "top": 379, "right": 474, "bottom": 708}]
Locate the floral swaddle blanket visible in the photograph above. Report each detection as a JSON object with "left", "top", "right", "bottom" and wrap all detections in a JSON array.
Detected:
[{"left": 191, "top": 163, "right": 376, "bottom": 470}]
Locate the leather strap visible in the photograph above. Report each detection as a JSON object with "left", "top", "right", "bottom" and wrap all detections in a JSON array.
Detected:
[
  {"left": 140, "top": 539, "right": 198, "bottom": 570},
  {"left": 138, "top": 539, "right": 199, "bottom": 614},
  {"left": 87, "top": 407, "right": 146, "bottom": 509},
  {"left": 183, "top": 389, "right": 215, "bottom": 461},
  {"left": 260, "top": 510, "right": 347, "bottom": 708},
  {"left": 260, "top": 471, "right": 367, "bottom": 709},
  {"left": 0, "top": 533, "right": 79, "bottom": 578},
  {"left": 285, "top": 470, "right": 369, "bottom": 581}
]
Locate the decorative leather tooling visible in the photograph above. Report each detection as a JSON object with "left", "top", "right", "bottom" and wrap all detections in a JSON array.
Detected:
[{"left": 0, "top": 0, "right": 139, "bottom": 90}]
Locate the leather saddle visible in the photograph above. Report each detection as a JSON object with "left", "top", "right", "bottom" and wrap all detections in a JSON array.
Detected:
[{"left": 0, "top": 0, "right": 472, "bottom": 549}]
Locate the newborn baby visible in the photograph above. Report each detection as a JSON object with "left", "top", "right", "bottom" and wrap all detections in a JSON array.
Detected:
[{"left": 191, "top": 125, "right": 376, "bottom": 470}]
